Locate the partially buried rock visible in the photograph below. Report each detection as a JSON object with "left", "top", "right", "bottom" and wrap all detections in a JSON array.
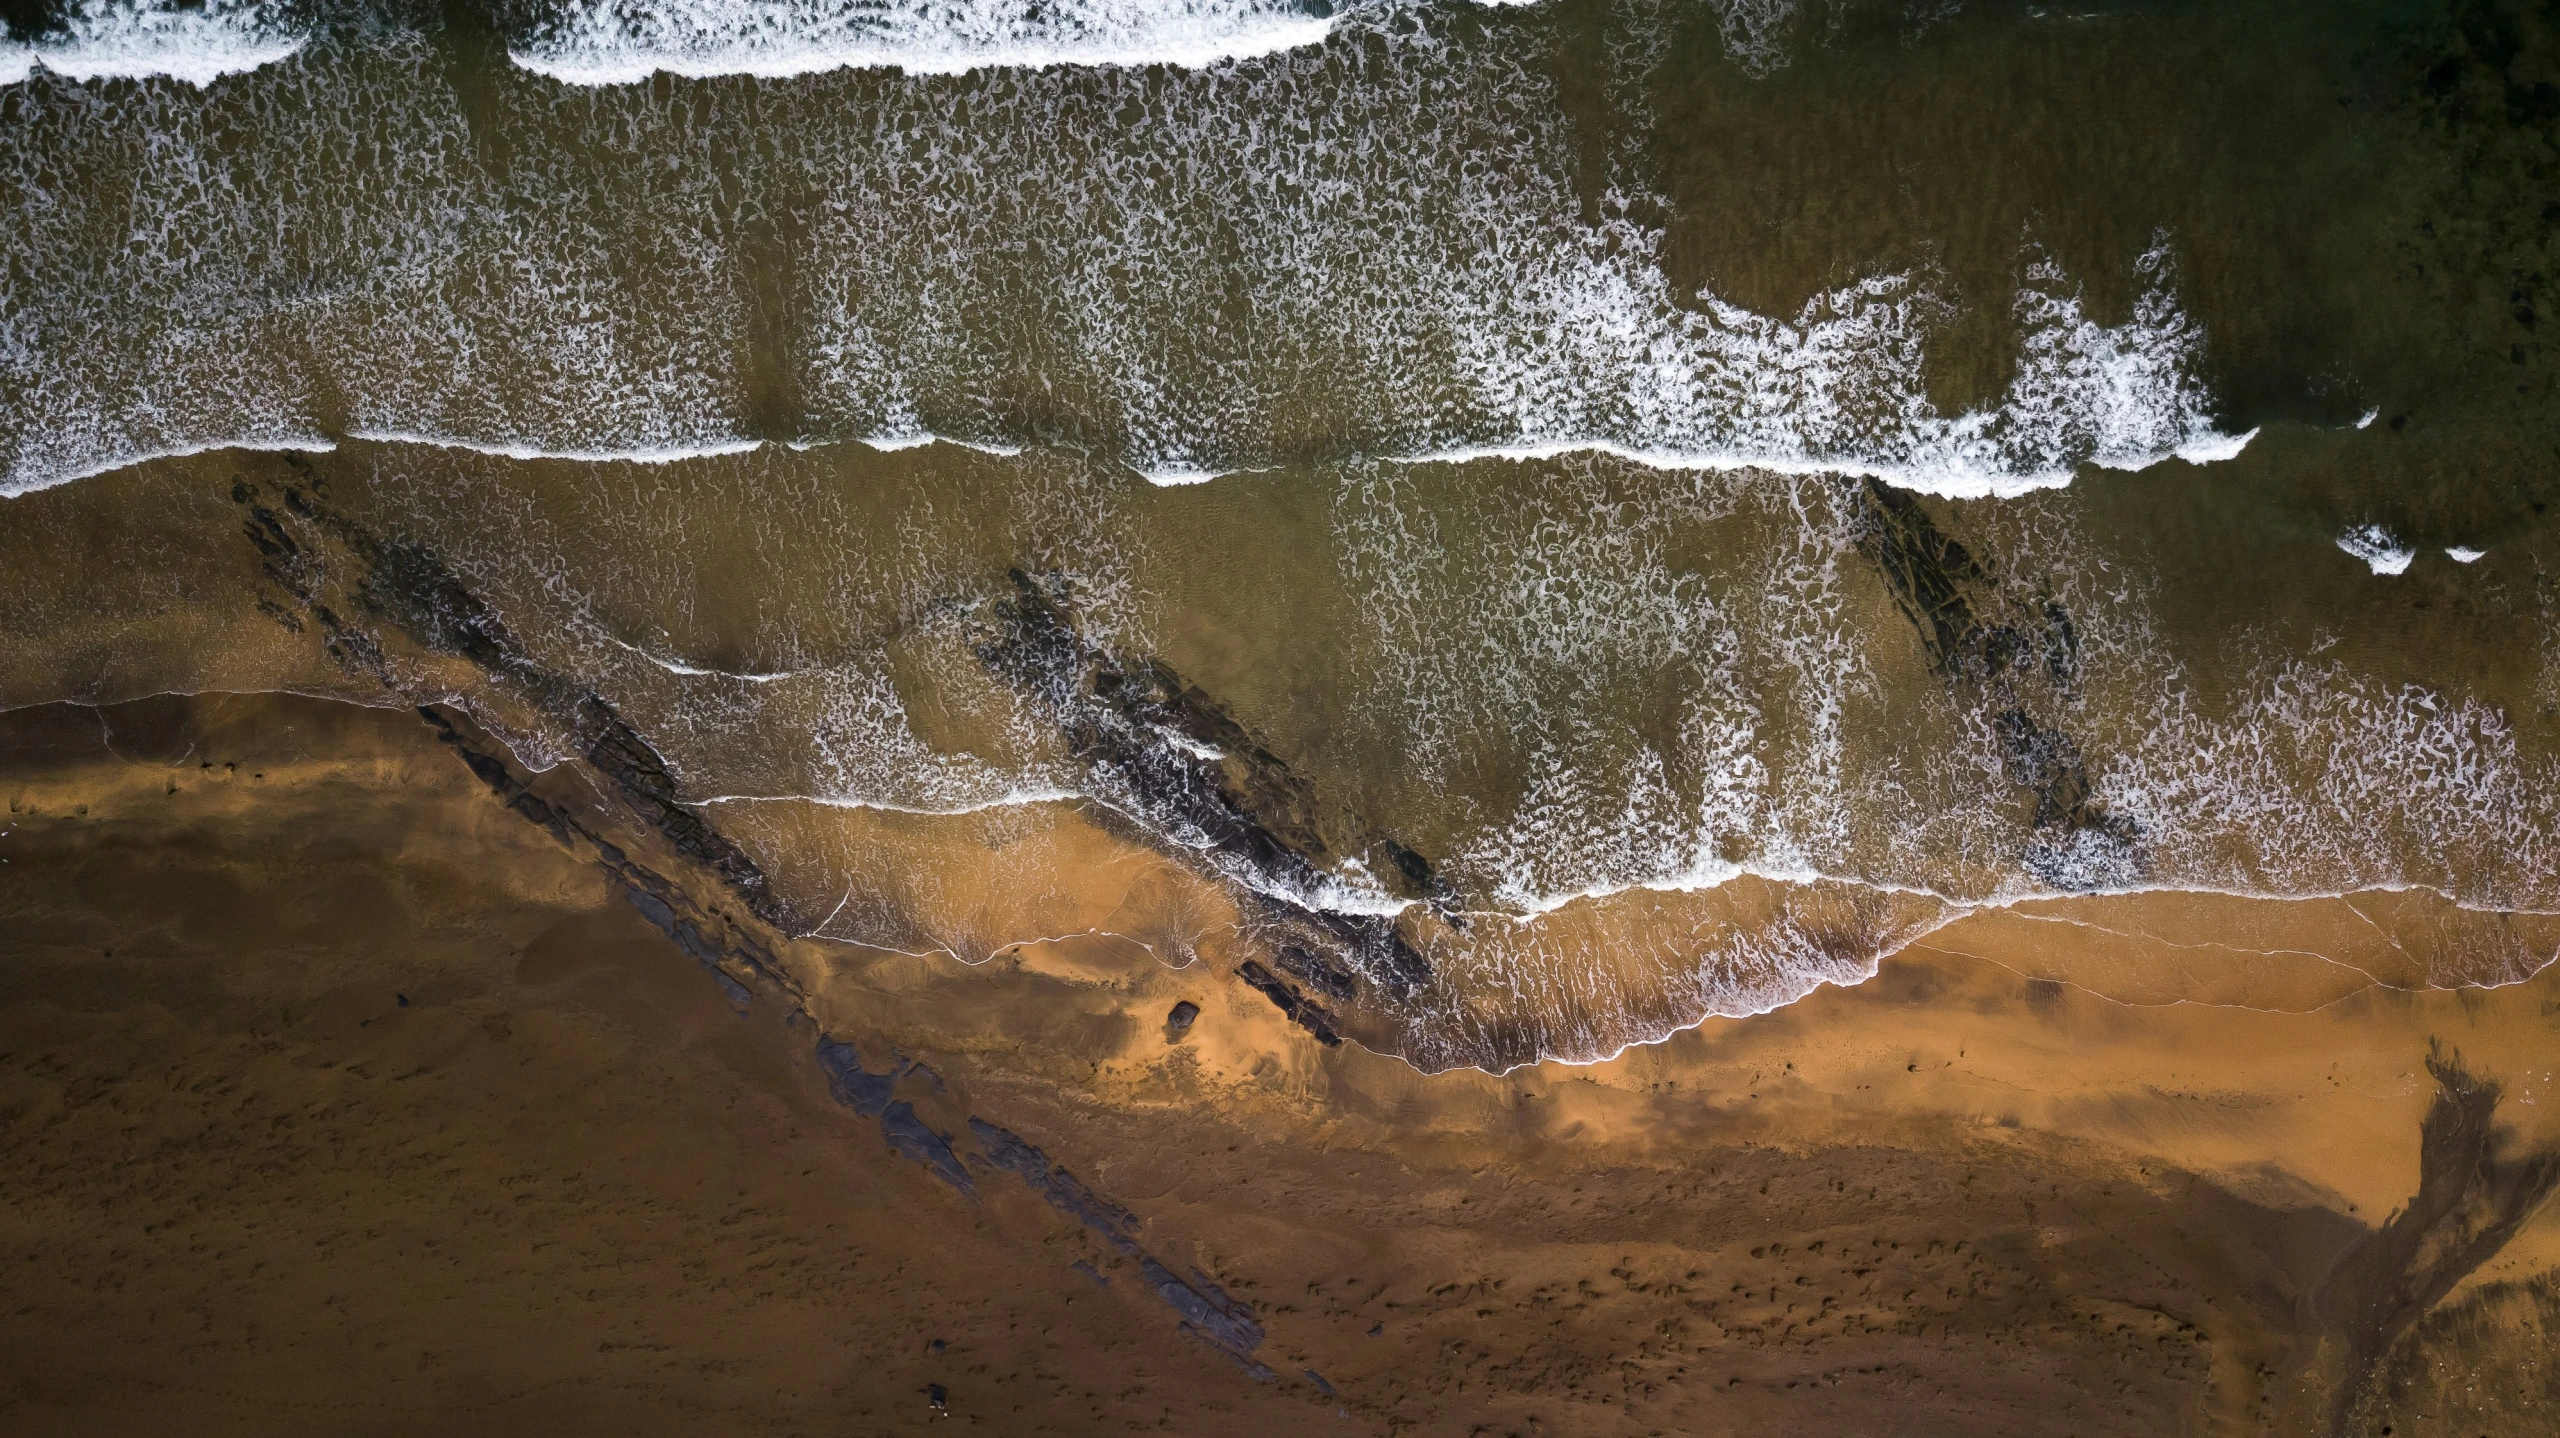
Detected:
[{"left": 1164, "top": 1000, "right": 1200, "bottom": 1040}]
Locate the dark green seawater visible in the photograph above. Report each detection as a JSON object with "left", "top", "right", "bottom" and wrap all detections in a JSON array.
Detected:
[{"left": 3, "top": 0, "right": 2557, "bottom": 1066}]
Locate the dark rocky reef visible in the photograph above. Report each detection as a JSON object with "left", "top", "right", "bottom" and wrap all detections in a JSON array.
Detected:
[
  {"left": 1851, "top": 480, "right": 2139, "bottom": 889},
  {"left": 232, "top": 472, "right": 784, "bottom": 927},
  {"left": 968, "top": 1118, "right": 1274, "bottom": 1380},
  {"left": 1233, "top": 959, "right": 1345, "bottom": 1048},
  {"left": 414, "top": 702, "right": 785, "bottom": 1003},
  {"left": 967, "top": 1118, "right": 1145, "bottom": 1252},
  {"left": 235, "top": 481, "right": 1319, "bottom": 1387},
  {"left": 973, "top": 568, "right": 1441, "bottom": 1008},
  {"left": 815, "top": 1039, "right": 976, "bottom": 1196}
]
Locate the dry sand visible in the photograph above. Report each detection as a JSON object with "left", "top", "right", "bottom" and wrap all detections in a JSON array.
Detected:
[{"left": 3, "top": 692, "right": 2555, "bottom": 1437}]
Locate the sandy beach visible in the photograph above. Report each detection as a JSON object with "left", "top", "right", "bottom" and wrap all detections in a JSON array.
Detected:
[{"left": 4, "top": 690, "right": 2551, "bottom": 1437}]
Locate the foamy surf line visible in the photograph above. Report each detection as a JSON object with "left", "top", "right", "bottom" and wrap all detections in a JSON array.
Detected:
[
  {"left": 0, "top": 420, "right": 2267, "bottom": 502},
  {"left": 508, "top": 0, "right": 1349, "bottom": 83},
  {"left": 0, "top": 1, "right": 307, "bottom": 88},
  {"left": 2, "top": 437, "right": 338, "bottom": 500},
  {"left": 804, "top": 433, "right": 1025, "bottom": 457},
  {"left": 599, "top": 633, "right": 804, "bottom": 683},
  {"left": 1373, "top": 428, "right": 2260, "bottom": 500},
  {"left": 346, "top": 430, "right": 767, "bottom": 465},
  {"left": 358, "top": 429, "right": 1019, "bottom": 462},
  {"left": 691, "top": 788, "right": 1083, "bottom": 816},
  {"left": 511, "top": 24, "right": 1343, "bottom": 83},
  {"left": 676, "top": 778, "right": 2560, "bottom": 935},
  {"left": 0, "top": 427, "right": 1027, "bottom": 495}
]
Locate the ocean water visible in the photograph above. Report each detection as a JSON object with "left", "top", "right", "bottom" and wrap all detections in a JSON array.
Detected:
[{"left": 1, "top": 0, "right": 2555, "bottom": 1068}]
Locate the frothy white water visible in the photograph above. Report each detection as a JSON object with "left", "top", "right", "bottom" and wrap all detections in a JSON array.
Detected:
[
  {"left": 347, "top": 429, "right": 766, "bottom": 466},
  {"left": 511, "top": 0, "right": 1345, "bottom": 81},
  {"left": 0, "top": 435, "right": 335, "bottom": 498},
  {"left": 1322, "top": 458, "right": 2560, "bottom": 933},
  {"left": 0, "top": 0, "right": 305, "bottom": 87},
  {"left": 788, "top": 36, "right": 2243, "bottom": 498},
  {"left": 851, "top": 432, "right": 1025, "bottom": 457},
  {"left": 2337, "top": 523, "right": 2415, "bottom": 575},
  {"left": 692, "top": 787, "right": 1083, "bottom": 815},
  {"left": 1, "top": 24, "right": 2245, "bottom": 500}
]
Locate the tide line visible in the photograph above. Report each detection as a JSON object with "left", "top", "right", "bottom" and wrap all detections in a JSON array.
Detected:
[
  {"left": 2, "top": 436, "right": 338, "bottom": 500},
  {"left": 346, "top": 429, "right": 765, "bottom": 465}
]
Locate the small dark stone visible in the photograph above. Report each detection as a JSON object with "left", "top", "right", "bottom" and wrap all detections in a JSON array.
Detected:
[
  {"left": 1165, "top": 1000, "right": 1200, "bottom": 1037},
  {"left": 925, "top": 1383, "right": 947, "bottom": 1410},
  {"left": 1367, "top": 1322, "right": 1383, "bottom": 1337},
  {"left": 928, "top": 1338, "right": 945, "bottom": 1354},
  {"left": 395, "top": 994, "right": 409, "bottom": 1008}
]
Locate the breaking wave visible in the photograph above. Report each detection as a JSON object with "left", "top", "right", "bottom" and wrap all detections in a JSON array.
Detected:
[
  {"left": 2, "top": 21, "right": 2244, "bottom": 499},
  {"left": 510, "top": 0, "right": 1353, "bottom": 81},
  {"left": 0, "top": 0, "right": 306, "bottom": 88}
]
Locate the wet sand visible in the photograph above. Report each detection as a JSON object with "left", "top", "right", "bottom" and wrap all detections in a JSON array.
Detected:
[{"left": 3, "top": 691, "right": 2556, "bottom": 1437}]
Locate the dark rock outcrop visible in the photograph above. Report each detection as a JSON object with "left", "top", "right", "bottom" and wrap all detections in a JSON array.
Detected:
[
  {"left": 231, "top": 475, "right": 784, "bottom": 927},
  {"left": 815, "top": 1038, "right": 975, "bottom": 1196},
  {"left": 1234, "top": 960, "right": 1344, "bottom": 1048},
  {"left": 966, "top": 1118, "right": 1274, "bottom": 1380},
  {"left": 1140, "top": 1258, "right": 1271, "bottom": 1378},
  {"left": 972, "top": 569, "right": 1436, "bottom": 1012},
  {"left": 1851, "top": 480, "right": 2138, "bottom": 887},
  {"left": 966, "top": 1118, "right": 1144, "bottom": 1252},
  {"left": 414, "top": 703, "right": 783, "bottom": 997}
]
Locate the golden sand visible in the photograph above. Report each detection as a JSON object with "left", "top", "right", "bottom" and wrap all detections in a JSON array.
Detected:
[{"left": 2, "top": 692, "right": 2553, "bottom": 1435}]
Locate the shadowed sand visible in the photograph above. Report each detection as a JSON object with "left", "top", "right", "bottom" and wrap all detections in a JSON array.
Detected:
[{"left": 3, "top": 692, "right": 2557, "bottom": 1437}]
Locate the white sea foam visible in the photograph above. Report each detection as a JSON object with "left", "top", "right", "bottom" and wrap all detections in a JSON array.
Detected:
[
  {"left": 0, "top": 435, "right": 335, "bottom": 499},
  {"left": 1138, "top": 461, "right": 1281, "bottom": 485},
  {"left": 2337, "top": 523, "right": 2415, "bottom": 575},
  {"left": 785, "top": 37, "right": 2244, "bottom": 498},
  {"left": 858, "top": 432, "right": 1025, "bottom": 456},
  {"left": 3, "top": 23, "right": 2250, "bottom": 500},
  {"left": 600, "top": 632, "right": 803, "bottom": 682},
  {"left": 347, "top": 429, "right": 765, "bottom": 466},
  {"left": 511, "top": 0, "right": 1345, "bottom": 82},
  {"left": 691, "top": 787, "right": 1082, "bottom": 815},
  {"left": 1384, "top": 425, "right": 2257, "bottom": 496},
  {"left": 0, "top": 1, "right": 304, "bottom": 88}
]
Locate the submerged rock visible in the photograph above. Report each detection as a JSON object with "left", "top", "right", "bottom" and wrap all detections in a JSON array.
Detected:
[
  {"left": 230, "top": 476, "right": 789, "bottom": 927},
  {"left": 1852, "top": 480, "right": 2140, "bottom": 889},
  {"left": 972, "top": 568, "right": 1438, "bottom": 1009}
]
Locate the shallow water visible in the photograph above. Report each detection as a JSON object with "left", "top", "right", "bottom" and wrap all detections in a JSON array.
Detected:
[{"left": 2, "top": 0, "right": 2555, "bottom": 1068}]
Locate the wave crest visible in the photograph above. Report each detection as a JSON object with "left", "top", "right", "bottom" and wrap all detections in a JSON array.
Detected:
[{"left": 511, "top": 0, "right": 1351, "bottom": 81}]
